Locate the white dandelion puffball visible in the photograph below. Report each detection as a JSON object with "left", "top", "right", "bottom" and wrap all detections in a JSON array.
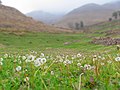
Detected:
[
  {"left": 34, "top": 60, "right": 41, "bottom": 67},
  {"left": 115, "top": 57, "right": 120, "bottom": 61},
  {"left": 26, "top": 55, "right": 35, "bottom": 62},
  {"left": 0, "top": 58, "right": 3, "bottom": 61},
  {"left": 77, "top": 63, "right": 81, "bottom": 67},
  {"left": 16, "top": 66, "right": 22, "bottom": 72},
  {"left": 41, "top": 58, "right": 47, "bottom": 64},
  {"left": 22, "top": 56, "right": 26, "bottom": 60},
  {"left": 24, "top": 77, "right": 29, "bottom": 82}
]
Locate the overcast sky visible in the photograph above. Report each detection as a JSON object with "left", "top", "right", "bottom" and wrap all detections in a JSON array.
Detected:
[{"left": 2, "top": 0, "right": 118, "bottom": 14}]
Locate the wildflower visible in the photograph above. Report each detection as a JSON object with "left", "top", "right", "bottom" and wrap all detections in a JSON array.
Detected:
[
  {"left": 51, "top": 71, "right": 54, "bottom": 75},
  {"left": 93, "top": 55, "right": 98, "bottom": 61},
  {"left": 41, "top": 53, "right": 45, "bottom": 57},
  {"left": 44, "top": 65, "right": 48, "bottom": 69},
  {"left": 24, "top": 77, "right": 29, "bottom": 82},
  {"left": 59, "top": 59, "right": 63, "bottom": 63},
  {"left": 77, "top": 53, "right": 82, "bottom": 58},
  {"left": 16, "top": 66, "right": 22, "bottom": 72},
  {"left": 22, "top": 56, "right": 26, "bottom": 60},
  {"left": 115, "top": 57, "right": 120, "bottom": 61},
  {"left": 116, "top": 45, "right": 120, "bottom": 50},
  {"left": 26, "top": 55, "right": 35, "bottom": 62},
  {"left": 102, "top": 57, "right": 105, "bottom": 60},
  {"left": 40, "top": 58, "right": 47, "bottom": 64},
  {"left": 107, "top": 60, "right": 112, "bottom": 63},
  {"left": 63, "top": 60, "right": 72, "bottom": 65},
  {"left": 34, "top": 60, "right": 41, "bottom": 67},
  {"left": 71, "top": 55, "right": 76, "bottom": 60},
  {"left": 4, "top": 54, "right": 8, "bottom": 58},
  {"left": 84, "top": 64, "right": 91, "bottom": 70},
  {"left": 77, "top": 63, "right": 81, "bottom": 67},
  {"left": 101, "top": 63, "right": 105, "bottom": 66},
  {"left": 98, "top": 56, "right": 102, "bottom": 59},
  {"left": 0, "top": 61, "right": 3, "bottom": 65},
  {"left": 35, "top": 58, "right": 46, "bottom": 64},
  {"left": 0, "top": 58, "right": 3, "bottom": 61}
]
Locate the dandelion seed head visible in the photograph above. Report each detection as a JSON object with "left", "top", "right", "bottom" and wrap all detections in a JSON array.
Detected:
[
  {"left": 77, "top": 63, "right": 81, "bottom": 67},
  {"left": 115, "top": 57, "right": 120, "bottom": 61},
  {"left": 24, "top": 77, "right": 29, "bottom": 82},
  {"left": 16, "top": 66, "right": 22, "bottom": 72},
  {"left": 0, "top": 58, "right": 3, "bottom": 61}
]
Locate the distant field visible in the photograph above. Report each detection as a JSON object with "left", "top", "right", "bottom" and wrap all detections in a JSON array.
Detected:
[{"left": 0, "top": 31, "right": 117, "bottom": 55}]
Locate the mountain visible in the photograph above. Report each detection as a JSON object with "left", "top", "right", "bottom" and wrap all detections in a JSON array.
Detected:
[
  {"left": 0, "top": 4, "right": 71, "bottom": 33},
  {"left": 103, "top": 1, "right": 120, "bottom": 10},
  {"left": 55, "top": 1, "right": 120, "bottom": 28},
  {"left": 26, "top": 11, "right": 64, "bottom": 24}
]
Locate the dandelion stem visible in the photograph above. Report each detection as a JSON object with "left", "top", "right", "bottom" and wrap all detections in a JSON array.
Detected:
[
  {"left": 40, "top": 75, "right": 48, "bottom": 90},
  {"left": 34, "top": 67, "right": 41, "bottom": 77},
  {"left": 78, "top": 73, "right": 84, "bottom": 90},
  {"left": 43, "top": 60, "right": 55, "bottom": 75}
]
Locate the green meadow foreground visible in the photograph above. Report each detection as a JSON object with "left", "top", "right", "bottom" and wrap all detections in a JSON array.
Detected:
[{"left": 0, "top": 21, "right": 120, "bottom": 90}]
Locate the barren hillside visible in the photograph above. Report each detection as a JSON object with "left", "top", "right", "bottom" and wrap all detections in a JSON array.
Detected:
[
  {"left": 0, "top": 4, "right": 72, "bottom": 33},
  {"left": 55, "top": 1, "right": 120, "bottom": 28}
]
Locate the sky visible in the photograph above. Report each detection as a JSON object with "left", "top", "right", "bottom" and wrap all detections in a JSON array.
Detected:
[{"left": 2, "top": 0, "right": 118, "bottom": 14}]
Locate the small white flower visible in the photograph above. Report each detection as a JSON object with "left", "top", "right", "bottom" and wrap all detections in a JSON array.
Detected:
[
  {"left": 44, "top": 66, "right": 48, "bottom": 69},
  {"left": 63, "top": 60, "right": 72, "bottom": 65},
  {"left": 115, "top": 57, "right": 120, "bottom": 61},
  {"left": 34, "top": 60, "right": 41, "bottom": 67},
  {"left": 102, "top": 57, "right": 105, "bottom": 60},
  {"left": 0, "top": 61, "right": 3, "bottom": 65},
  {"left": 4, "top": 54, "right": 8, "bottom": 58},
  {"left": 77, "top": 63, "right": 81, "bottom": 67},
  {"left": 84, "top": 64, "right": 91, "bottom": 70},
  {"left": 40, "top": 58, "right": 47, "bottom": 64},
  {"left": 41, "top": 53, "right": 45, "bottom": 57},
  {"left": 101, "top": 63, "right": 105, "bottom": 66},
  {"left": 98, "top": 56, "right": 102, "bottom": 59},
  {"left": 59, "top": 58, "right": 63, "bottom": 63},
  {"left": 77, "top": 53, "right": 82, "bottom": 58},
  {"left": 93, "top": 55, "right": 97, "bottom": 58},
  {"left": 16, "top": 66, "right": 22, "bottom": 72},
  {"left": 22, "top": 56, "right": 26, "bottom": 60},
  {"left": 107, "top": 60, "right": 112, "bottom": 63},
  {"left": 35, "top": 58, "right": 46, "bottom": 64},
  {"left": 26, "top": 55, "right": 35, "bottom": 62},
  {"left": 0, "top": 58, "right": 3, "bottom": 61},
  {"left": 24, "top": 77, "right": 29, "bottom": 82},
  {"left": 51, "top": 71, "right": 54, "bottom": 75},
  {"left": 71, "top": 55, "right": 76, "bottom": 60}
]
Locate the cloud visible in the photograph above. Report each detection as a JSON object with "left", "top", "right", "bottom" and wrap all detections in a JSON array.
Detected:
[{"left": 3, "top": 0, "right": 116, "bottom": 14}]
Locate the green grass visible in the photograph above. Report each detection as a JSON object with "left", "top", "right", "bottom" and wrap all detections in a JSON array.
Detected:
[
  {"left": 0, "top": 31, "right": 117, "bottom": 55},
  {"left": 0, "top": 20, "right": 120, "bottom": 90},
  {"left": 0, "top": 51, "right": 120, "bottom": 90}
]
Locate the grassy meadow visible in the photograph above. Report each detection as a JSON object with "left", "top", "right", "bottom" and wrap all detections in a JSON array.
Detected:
[{"left": 0, "top": 21, "right": 120, "bottom": 90}]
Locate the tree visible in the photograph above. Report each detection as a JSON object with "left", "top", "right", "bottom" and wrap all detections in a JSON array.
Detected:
[
  {"left": 118, "top": 11, "right": 120, "bottom": 17},
  {"left": 109, "top": 18, "right": 112, "bottom": 21},
  {"left": 80, "top": 21, "right": 84, "bottom": 28},
  {"left": 112, "top": 12, "right": 118, "bottom": 19},
  {"left": 75, "top": 22, "right": 80, "bottom": 30}
]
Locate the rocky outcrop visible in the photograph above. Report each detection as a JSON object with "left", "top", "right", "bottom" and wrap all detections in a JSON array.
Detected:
[{"left": 91, "top": 37, "right": 120, "bottom": 46}]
